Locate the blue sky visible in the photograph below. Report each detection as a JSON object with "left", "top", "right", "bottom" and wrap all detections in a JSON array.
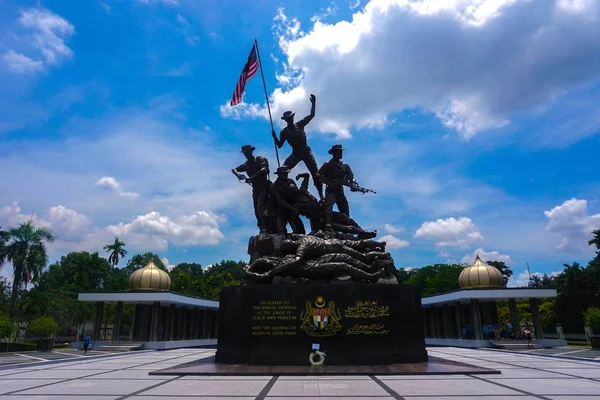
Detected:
[{"left": 1, "top": 0, "right": 600, "bottom": 287}]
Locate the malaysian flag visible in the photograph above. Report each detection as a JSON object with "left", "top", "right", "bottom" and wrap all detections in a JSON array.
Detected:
[{"left": 230, "top": 43, "right": 259, "bottom": 106}]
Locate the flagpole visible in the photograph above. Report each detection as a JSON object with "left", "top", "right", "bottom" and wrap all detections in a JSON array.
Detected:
[{"left": 254, "top": 38, "right": 281, "bottom": 167}]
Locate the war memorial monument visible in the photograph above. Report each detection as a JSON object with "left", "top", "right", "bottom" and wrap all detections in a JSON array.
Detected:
[{"left": 216, "top": 94, "right": 428, "bottom": 367}]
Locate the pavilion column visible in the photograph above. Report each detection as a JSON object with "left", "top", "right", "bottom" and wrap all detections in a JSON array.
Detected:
[
  {"left": 182, "top": 308, "right": 188, "bottom": 340},
  {"left": 455, "top": 303, "right": 463, "bottom": 339},
  {"left": 149, "top": 301, "right": 160, "bottom": 342},
  {"left": 442, "top": 305, "right": 450, "bottom": 338},
  {"left": 169, "top": 305, "right": 176, "bottom": 341},
  {"left": 529, "top": 298, "right": 544, "bottom": 339},
  {"left": 423, "top": 308, "right": 429, "bottom": 337},
  {"left": 470, "top": 300, "right": 483, "bottom": 340},
  {"left": 93, "top": 302, "right": 104, "bottom": 342},
  {"left": 428, "top": 308, "right": 436, "bottom": 337},
  {"left": 193, "top": 309, "right": 200, "bottom": 339},
  {"left": 112, "top": 302, "right": 123, "bottom": 342},
  {"left": 509, "top": 299, "right": 519, "bottom": 339},
  {"left": 214, "top": 311, "right": 219, "bottom": 338},
  {"left": 202, "top": 309, "right": 209, "bottom": 339},
  {"left": 129, "top": 305, "right": 137, "bottom": 341}
]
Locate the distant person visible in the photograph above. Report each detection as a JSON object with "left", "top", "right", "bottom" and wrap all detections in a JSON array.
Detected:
[
  {"left": 483, "top": 324, "right": 490, "bottom": 339},
  {"left": 506, "top": 322, "right": 513, "bottom": 339},
  {"left": 83, "top": 334, "right": 92, "bottom": 353},
  {"left": 493, "top": 323, "right": 500, "bottom": 340},
  {"left": 523, "top": 327, "right": 532, "bottom": 347}
]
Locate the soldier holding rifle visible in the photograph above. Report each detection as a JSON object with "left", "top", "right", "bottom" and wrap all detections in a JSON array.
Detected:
[
  {"left": 318, "top": 144, "right": 375, "bottom": 229},
  {"left": 232, "top": 144, "right": 271, "bottom": 234}
]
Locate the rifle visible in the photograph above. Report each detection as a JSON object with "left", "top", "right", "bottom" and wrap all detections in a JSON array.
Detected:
[
  {"left": 232, "top": 170, "right": 251, "bottom": 186},
  {"left": 321, "top": 177, "right": 376, "bottom": 194}
]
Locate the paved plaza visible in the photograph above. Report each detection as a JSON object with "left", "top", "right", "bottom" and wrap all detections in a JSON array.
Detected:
[{"left": 0, "top": 347, "right": 599, "bottom": 399}]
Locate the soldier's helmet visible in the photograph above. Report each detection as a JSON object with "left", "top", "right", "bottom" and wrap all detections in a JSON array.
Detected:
[
  {"left": 275, "top": 166, "right": 290, "bottom": 175},
  {"left": 328, "top": 144, "right": 344, "bottom": 154}
]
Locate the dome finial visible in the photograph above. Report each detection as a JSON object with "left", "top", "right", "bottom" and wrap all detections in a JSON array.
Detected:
[
  {"left": 458, "top": 254, "right": 505, "bottom": 289},
  {"left": 128, "top": 260, "right": 171, "bottom": 291}
]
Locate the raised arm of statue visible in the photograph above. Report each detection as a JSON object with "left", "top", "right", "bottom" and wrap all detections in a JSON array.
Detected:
[
  {"left": 296, "top": 173, "right": 310, "bottom": 192},
  {"left": 297, "top": 94, "right": 316, "bottom": 128}
]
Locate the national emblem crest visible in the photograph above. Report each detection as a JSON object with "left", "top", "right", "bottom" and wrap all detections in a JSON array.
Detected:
[{"left": 300, "top": 296, "right": 342, "bottom": 337}]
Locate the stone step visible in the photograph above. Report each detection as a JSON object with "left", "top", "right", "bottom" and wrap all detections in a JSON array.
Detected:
[
  {"left": 94, "top": 343, "right": 144, "bottom": 352},
  {"left": 489, "top": 340, "right": 542, "bottom": 350}
]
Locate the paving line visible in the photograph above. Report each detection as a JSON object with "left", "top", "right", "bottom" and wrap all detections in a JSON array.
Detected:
[
  {"left": 255, "top": 375, "right": 279, "bottom": 400},
  {"left": 370, "top": 375, "right": 405, "bottom": 400},
  {"left": 15, "top": 353, "right": 47, "bottom": 362},
  {"left": 468, "top": 374, "right": 553, "bottom": 400},
  {"left": 3, "top": 350, "right": 202, "bottom": 397},
  {"left": 52, "top": 351, "right": 86, "bottom": 358}
]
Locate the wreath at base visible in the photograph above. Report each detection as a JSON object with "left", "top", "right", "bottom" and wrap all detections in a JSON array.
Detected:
[{"left": 309, "top": 350, "right": 325, "bottom": 366}]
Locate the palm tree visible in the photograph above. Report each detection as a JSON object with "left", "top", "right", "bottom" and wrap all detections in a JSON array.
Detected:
[
  {"left": 103, "top": 237, "right": 127, "bottom": 291},
  {"left": 0, "top": 226, "right": 8, "bottom": 268},
  {"left": 102, "top": 238, "right": 127, "bottom": 341},
  {"left": 3, "top": 220, "right": 55, "bottom": 316},
  {"left": 589, "top": 229, "right": 600, "bottom": 251}
]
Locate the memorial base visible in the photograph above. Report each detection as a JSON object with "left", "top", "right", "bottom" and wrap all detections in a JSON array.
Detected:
[{"left": 215, "top": 284, "right": 427, "bottom": 366}]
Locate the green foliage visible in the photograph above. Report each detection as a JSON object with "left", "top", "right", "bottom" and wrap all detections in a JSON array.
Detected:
[
  {"left": 0, "top": 316, "right": 15, "bottom": 339},
  {"left": 0, "top": 278, "right": 11, "bottom": 315},
  {"left": 28, "top": 316, "right": 59, "bottom": 338},
  {"left": 583, "top": 307, "right": 600, "bottom": 332},
  {"left": 487, "top": 261, "right": 513, "bottom": 285},
  {"left": 405, "top": 264, "right": 463, "bottom": 296},
  {"left": 2, "top": 221, "right": 55, "bottom": 316},
  {"left": 539, "top": 300, "right": 558, "bottom": 329}
]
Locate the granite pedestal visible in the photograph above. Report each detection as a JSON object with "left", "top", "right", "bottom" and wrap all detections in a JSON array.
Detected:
[{"left": 215, "top": 284, "right": 428, "bottom": 366}]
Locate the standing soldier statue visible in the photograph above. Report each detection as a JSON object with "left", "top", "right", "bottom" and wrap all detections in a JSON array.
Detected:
[
  {"left": 232, "top": 145, "right": 271, "bottom": 234},
  {"left": 270, "top": 166, "right": 306, "bottom": 235},
  {"left": 318, "top": 144, "right": 375, "bottom": 229},
  {"left": 271, "top": 94, "right": 324, "bottom": 200}
]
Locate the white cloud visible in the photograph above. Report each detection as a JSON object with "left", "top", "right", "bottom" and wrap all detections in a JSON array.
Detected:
[
  {"left": 460, "top": 248, "right": 513, "bottom": 265},
  {"left": 224, "top": 0, "right": 600, "bottom": 140},
  {"left": 544, "top": 198, "right": 600, "bottom": 252},
  {"left": 349, "top": 0, "right": 361, "bottom": 10},
  {"left": 96, "top": 176, "right": 139, "bottom": 199},
  {"left": 384, "top": 223, "right": 403, "bottom": 234},
  {"left": 45, "top": 205, "right": 92, "bottom": 241},
  {"left": 508, "top": 269, "right": 563, "bottom": 288},
  {"left": 1, "top": 7, "right": 76, "bottom": 74},
  {"left": 1, "top": 50, "right": 43, "bottom": 74},
  {"left": 161, "top": 257, "right": 176, "bottom": 271},
  {"left": 379, "top": 234, "right": 409, "bottom": 249},
  {"left": 414, "top": 217, "right": 484, "bottom": 247},
  {"left": 0, "top": 202, "right": 89, "bottom": 242},
  {"left": 106, "top": 210, "right": 224, "bottom": 251},
  {"left": 0, "top": 202, "right": 225, "bottom": 255}
]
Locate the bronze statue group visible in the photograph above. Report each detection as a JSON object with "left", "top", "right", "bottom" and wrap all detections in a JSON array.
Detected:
[{"left": 232, "top": 94, "right": 398, "bottom": 285}]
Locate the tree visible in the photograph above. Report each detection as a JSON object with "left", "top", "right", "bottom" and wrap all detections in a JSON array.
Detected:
[
  {"left": 0, "top": 278, "right": 11, "bottom": 316},
  {"left": 588, "top": 229, "right": 600, "bottom": 251},
  {"left": 28, "top": 316, "right": 59, "bottom": 339},
  {"left": 3, "top": 221, "right": 55, "bottom": 316},
  {"left": 170, "top": 263, "right": 204, "bottom": 296},
  {"left": 103, "top": 237, "right": 127, "bottom": 291},
  {"left": 405, "top": 264, "right": 463, "bottom": 296},
  {"left": 487, "top": 261, "right": 513, "bottom": 285}
]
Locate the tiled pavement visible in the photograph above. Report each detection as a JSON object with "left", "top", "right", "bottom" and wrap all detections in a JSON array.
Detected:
[{"left": 0, "top": 347, "right": 599, "bottom": 399}]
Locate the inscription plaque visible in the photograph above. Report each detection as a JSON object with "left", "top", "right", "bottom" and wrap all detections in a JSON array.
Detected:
[{"left": 216, "top": 284, "right": 427, "bottom": 365}]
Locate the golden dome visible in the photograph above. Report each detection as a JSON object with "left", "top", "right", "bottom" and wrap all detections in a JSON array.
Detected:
[
  {"left": 459, "top": 255, "right": 505, "bottom": 289},
  {"left": 128, "top": 261, "right": 171, "bottom": 291}
]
